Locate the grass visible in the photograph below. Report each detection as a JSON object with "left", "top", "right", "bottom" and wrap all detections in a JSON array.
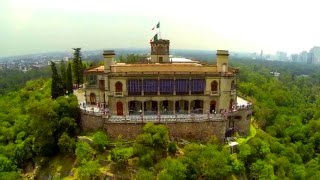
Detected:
[
  {"left": 237, "top": 118, "right": 257, "bottom": 145},
  {"left": 37, "top": 154, "right": 77, "bottom": 180}
]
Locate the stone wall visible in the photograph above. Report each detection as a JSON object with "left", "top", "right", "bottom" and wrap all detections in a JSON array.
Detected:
[
  {"left": 80, "top": 112, "right": 105, "bottom": 131},
  {"left": 234, "top": 109, "right": 253, "bottom": 135},
  {"left": 80, "top": 112, "right": 228, "bottom": 141}
]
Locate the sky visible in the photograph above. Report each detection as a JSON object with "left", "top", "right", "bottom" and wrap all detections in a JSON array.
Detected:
[{"left": 1, "top": 0, "right": 320, "bottom": 57}]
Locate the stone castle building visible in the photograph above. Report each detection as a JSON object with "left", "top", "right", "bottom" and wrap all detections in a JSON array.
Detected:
[{"left": 82, "top": 38, "right": 252, "bottom": 139}]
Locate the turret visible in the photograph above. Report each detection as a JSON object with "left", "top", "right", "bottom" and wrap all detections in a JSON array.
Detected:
[
  {"left": 150, "top": 39, "right": 170, "bottom": 63},
  {"left": 103, "top": 50, "right": 115, "bottom": 72},
  {"left": 216, "top": 50, "right": 229, "bottom": 72}
]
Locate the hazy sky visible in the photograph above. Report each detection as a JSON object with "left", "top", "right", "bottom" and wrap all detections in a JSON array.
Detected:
[{"left": 1, "top": 0, "right": 320, "bottom": 57}]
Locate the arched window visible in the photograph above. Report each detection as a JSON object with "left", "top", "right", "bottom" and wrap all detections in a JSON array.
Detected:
[
  {"left": 115, "top": 81, "right": 123, "bottom": 92},
  {"left": 222, "top": 63, "right": 227, "bottom": 72},
  {"left": 231, "top": 80, "right": 235, "bottom": 90},
  {"left": 211, "top": 81, "right": 218, "bottom": 91}
]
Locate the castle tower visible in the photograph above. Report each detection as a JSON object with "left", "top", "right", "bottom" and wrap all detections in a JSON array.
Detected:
[
  {"left": 150, "top": 39, "right": 170, "bottom": 63},
  {"left": 216, "top": 50, "right": 229, "bottom": 72}
]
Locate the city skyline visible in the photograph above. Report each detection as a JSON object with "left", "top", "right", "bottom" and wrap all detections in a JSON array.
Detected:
[{"left": 1, "top": 0, "right": 320, "bottom": 57}]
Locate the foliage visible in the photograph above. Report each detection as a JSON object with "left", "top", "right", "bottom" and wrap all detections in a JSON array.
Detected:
[
  {"left": 135, "top": 168, "right": 154, "bottom": 180},
  {"left": 77, "top": 159, "right": 100, "bottom": 179},
  {"left": 50, "top": 61, "right": 64, "bottom": 99},
  {"left": 72, "top": 48, "right": 84, "bottom": 86},
  {"left": 58, "top": 132, "right": 76, "bottom": 154},
  {"left": 168, "top": 142, "right": 177, "bottom": 155},
  {"left": 157, "top": 157, "right": 187, "bottom": 180},
  {"left": 66, "top": 62, "right": 73, "bottom": 94},
  {"left": 0, "top": 67, "right": 50, "bottom": 95},
  {"left": 111, "top": 147, "right": 133, "bottom": 168},
  {"left": 92, "top": 131, "right": 109, "bottom": 152},
  {"left": 75, "top": 141, "right": 95, "bottom": 163}
]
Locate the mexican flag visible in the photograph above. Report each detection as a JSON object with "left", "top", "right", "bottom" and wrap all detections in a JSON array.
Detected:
[
  {"left": 150, "top": 33, "right": 158, "bottom": 42},
  {"left": 152, "top": 22, "right": 160, "bottom": 30}
]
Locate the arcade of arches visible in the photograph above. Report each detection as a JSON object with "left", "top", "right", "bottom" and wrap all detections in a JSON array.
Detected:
[{"left": 125, "top": 100, "right": 209, "bottom": 115}]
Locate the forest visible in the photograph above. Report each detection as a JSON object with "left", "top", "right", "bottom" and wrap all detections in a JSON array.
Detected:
[{"left": 0, "top": 58, "right": 320, "bottom": 179}]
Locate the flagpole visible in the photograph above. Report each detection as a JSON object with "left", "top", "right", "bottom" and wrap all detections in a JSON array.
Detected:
[{"left": 159, "top": 22, "right": 161, "bottom": 39}]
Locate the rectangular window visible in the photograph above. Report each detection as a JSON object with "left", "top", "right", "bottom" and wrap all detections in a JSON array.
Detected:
[
  {"left": 144, "top": 79, "right": 158, "bottom": 95},
  {"left": 175, "top": 79, "right": 189, "bottom": 95},
  {"left": 128, "top": 79, "right": 142, "bottom": 95},
  {"left": 87, "top": 74, "right": 97, "bottom": 85},
  {"left": 191, "top": 79, "right": 205, "bottom": 94},
  {"left": 160, "top": 79, "right": 174, "bottom": 94}
]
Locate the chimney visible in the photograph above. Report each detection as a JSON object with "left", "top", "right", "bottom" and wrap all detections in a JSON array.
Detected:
[{"left": 103, "top": 50, "right": 115, "bottom": 72}]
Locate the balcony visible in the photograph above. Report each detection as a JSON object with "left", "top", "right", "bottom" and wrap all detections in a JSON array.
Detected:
[
  {"left": 231, "top": 89, "right": 236, "bottom": 95},
  {"left": 114, "top": 92, "right": 124, "bottom": 97},
  {"left": 210, "top": 91, "right": 220, "bottom": 96}
]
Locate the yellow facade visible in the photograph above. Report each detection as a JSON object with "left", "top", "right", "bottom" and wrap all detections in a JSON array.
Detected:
[{"left": 84, "top": 39, "right": 239, "bottom": 116}]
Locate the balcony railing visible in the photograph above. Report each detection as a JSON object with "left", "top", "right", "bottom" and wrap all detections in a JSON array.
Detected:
[
  {"left": 210, "top": 91, "right": 220, "bottom": 96},
  {"left": 114, "top": 92, "right": 124, "bottom": 97}
]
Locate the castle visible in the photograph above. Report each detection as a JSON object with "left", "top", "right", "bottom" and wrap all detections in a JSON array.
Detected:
[{"left": 82, "top": 38, "right": 252, "bottom": 141}]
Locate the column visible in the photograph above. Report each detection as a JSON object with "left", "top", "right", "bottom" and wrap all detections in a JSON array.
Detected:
[
  {"left": 173, "top": 100, "right": 176, "bottom": 114},
  {"left": 141, "top": 101, "right": 144, "bottom": 115},
  {"left": 157, "top": 101, "right": 161, "bottom": 114},
  {"left": 173, "top": 77, "right": 176, "bottom": 95},
  {"left": 189, "top": 77, "right": 192, "bottom": 95},
  {"left": 158, "top": 77, "right": 160, "bottom": 95},
  {"left": 188, "top": 101, "right": 191, "bottom": 114},
  {"left": 141, "top": 78, "right": 144, "bottom": 96}
]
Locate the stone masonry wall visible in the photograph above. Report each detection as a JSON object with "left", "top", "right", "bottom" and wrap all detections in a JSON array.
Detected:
[{"left": 81, "top": 112, "right": 228, "bottom": 141}]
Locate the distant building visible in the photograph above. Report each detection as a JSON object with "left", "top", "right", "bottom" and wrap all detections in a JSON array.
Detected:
[
  {"left": 291, "top": 54, "right": 299, "bottom": 62},
  {"left": 299, "top": 51, "right": 309, "bottom": 63},
  {"left": 276, "top": 51, "right": 288, "bottom": 61},
  {"left": 48, "top": 58, "right": 69, "bottom": 65},
  {"left": 309, "top": 46, "right": 320, "bottom": 64}
]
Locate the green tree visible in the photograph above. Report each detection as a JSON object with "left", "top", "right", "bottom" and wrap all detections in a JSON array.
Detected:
[
  {"left": 58, "top": 132, "right": 76, "bottom": 154},
  {"left": 111, "top": 147, "right": 133, "bottom": 168},
  {"left": 157, "top": 157, "right": 187, "bottom": 180},
  {"left": 168, "top": 142, "right": 177, "bottom": 155},
  {"left": 72, "top": 48, "right": 83, "bottom": 87},
  {"left": 135, "top": 168, "right": 154, "bottom": 180},
  {"left": 50, "top": 61, "right": 65, "bottom": 99},
  {"left": 135, "top": 122, "right": 169, "bottom": 160},
  {"left": 249, "top": 159, "right": 275, "bottom": 179},
  {"left": 78, "top": 159, "right": 100, "bottom": 179},
  {"left": 60, "top": 60, "right": 67, "bottom": 90},
  {"left": 66, "top": 63, "right": 73, "bottom": 94},
  {"left": 0, "top": 155, "right": 16, "bottom": 172},
  {"left": 75, "top": 141, "right": 95, "bottom": 163},
  {"left": 92, "top": 131, "right": 109, "bottom": 152}
]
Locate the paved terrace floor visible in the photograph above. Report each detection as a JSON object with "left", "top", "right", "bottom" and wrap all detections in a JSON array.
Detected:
[{"left": 75, "top": 89, "right": 252, "bottom": 122}]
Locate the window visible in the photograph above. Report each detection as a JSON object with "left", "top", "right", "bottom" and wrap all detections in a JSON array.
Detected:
[
  {"left": 211, "top": 81, "right": 218, "bottom": 91},
  {"left": 160, "top": 79, "right": 174, "bottom": 94},
  {"left": 222, "top": 63, "right": 227, "bottom": 72},
  {"left": 231, "top": 80, "right": 235, "bottom": 90},
  {"left": 144, "top": 79, "right": 158, "bottom": 95},
  {"left": 115, "top": 81, "right": 123, "bottom": 92},
  {"left": 191, "top": 79, "right": 205, "bottom": 94},
  {"left": 86, "top": 74, "right": 97, "bottom": 85},
  {"left": 175, "top": 79, "right": 189, "bottom": 95},
  {"left": 128, "top": 79, "right": 142, "bottom": 95}
]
